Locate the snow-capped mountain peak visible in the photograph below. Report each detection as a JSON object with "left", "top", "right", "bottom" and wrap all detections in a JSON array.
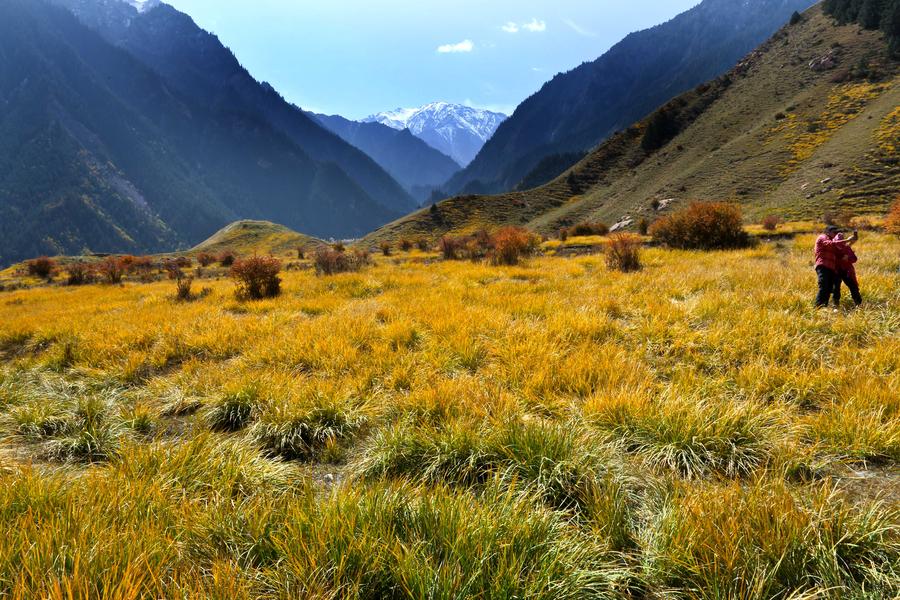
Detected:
[{"left": 362, "top": 102, "right": 507, "bottom": 166}]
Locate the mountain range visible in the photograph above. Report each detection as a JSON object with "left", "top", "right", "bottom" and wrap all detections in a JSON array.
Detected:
[
  {"left": 367, "top": 3, "right": 899, "bottom": 244},
  {"left": 0, "top": 0, "right": 420, "bottom": 266},
  {"left": 444, "top": 0, "right": 819, "bottom": 196},
  {"left": 363, "top": 103, "right": 507, "bottom": 168},
  {"left": 310, "top": 113, "right": 461, "bottom": 203}
]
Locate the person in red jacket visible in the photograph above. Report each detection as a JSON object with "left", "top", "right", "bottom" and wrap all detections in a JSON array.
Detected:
[
  {"left": 814, "top": 225, "right": 857, "bottom": 308},
  {"left": 831, "top": 232, "right": 862, "bottom": 307}
]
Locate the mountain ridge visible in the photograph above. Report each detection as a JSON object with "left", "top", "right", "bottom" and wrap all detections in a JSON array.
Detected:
[
  {"left": 362, "top": 102, "right": 506, "bottom": 167},
  {"left": 444, "top": 0, "right": 819, "bottom": 196},
  {"left": 365, "top": 4, "right": 899, "bottom": 244}
]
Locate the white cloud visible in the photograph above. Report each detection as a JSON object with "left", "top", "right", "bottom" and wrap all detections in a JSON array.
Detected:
[
  {"left": 502, "top": 18, "right": 546, "bottom": 34},
  {"left": 562, "top": 18, "right": 596, "bottom": 37},
  {"left": 522, "top": 18, "right": 546, "bottom": 33},
  {"left": 437, "top": 39, "right": 474, "bottom": 54}
]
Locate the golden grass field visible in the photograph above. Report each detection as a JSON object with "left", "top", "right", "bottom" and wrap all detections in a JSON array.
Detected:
[{"left": 0, "top": 229, "right": 898, "bottom": 598}]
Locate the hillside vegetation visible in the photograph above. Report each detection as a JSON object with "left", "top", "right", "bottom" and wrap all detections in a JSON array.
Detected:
[
  {"left": 0, "top": 226, "right": 898, "bottom": 597},
  {"left": 371, "top": 5, "right": 900, "bottom": 245},
  {"left": 445, "top": 0, "right": 817, "bottom": 196}
]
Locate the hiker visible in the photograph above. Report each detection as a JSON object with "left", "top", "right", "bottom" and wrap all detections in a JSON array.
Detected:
[
  {"left": 831, "top": 231, "right": 862, "bottom": 307},
  {"left": 814, "top": 225, "right": 857, "bottom": 308}
]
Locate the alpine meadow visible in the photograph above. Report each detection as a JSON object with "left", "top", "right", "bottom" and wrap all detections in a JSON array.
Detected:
[{"left": 0, "top": 0, "right": 899, "bottom": 599}]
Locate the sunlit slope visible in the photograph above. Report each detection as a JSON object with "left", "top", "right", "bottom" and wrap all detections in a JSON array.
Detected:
[
  {"left": 189, "top": 221, "right": 327, "bottom": 257},
  {"left": 367, "top": 5, "right": 899, "bottom": 244}
]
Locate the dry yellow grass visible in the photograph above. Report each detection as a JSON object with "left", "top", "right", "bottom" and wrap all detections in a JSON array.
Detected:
[{"left": 0, "top": 229, "right": 898, "bottom": 597}]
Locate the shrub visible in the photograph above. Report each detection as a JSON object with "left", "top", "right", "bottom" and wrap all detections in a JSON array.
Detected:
[
  {"left": 97, "top": 257, "right": 126, "bottom": 284},
  {"left": 379, "top": 242, "right": 392, "bottom": 256},
  {"left": 415, "top": 238, "right": 430, "bottom": 252},
  {"left": 789, "top": 10, "right": 803, "bottom": 25},
  {"left": 332, "top": 242, "right": 345, "bottom": 253},
  {"left": 559, "top": 228, "right": 569, "bottom": 242},
  {"left": 761, "top": 215, "right": 783, "bottom": 231},
  {"left": 885, "top": 198, "right": 900, "bottom": 236},
  {"left": 649, "top": 202, "right": 752, "bottom": 250},
  {"left": 129, "top": 256, "right": 155, "bottom": 278},
  {"left": 489, "top": 226, "right": 540, "bottom": 266},
  {"left": 848, "top": 216, "right": 877, "bottom": 231},
  {"left": 566, "top": 221, "right": 610, "bottom": 238},
  {"left": 175, "top": 276, "right": 194, "bottom": 301},
  {"left": 218, "top": 251, "right": 236, "bottom": 267},
  {"left": 296, "top": 247, "right": 306, "bottom": 260},
  {"left": 230, "top": 256, "right": 282, "bottom": 299},
  {"left": 606, "top": 234, "right": 642, "bottom": 273},
  {"left": 312, "top": 247, "right": 370, "bottom": 275},
  {"left": 66, "top": 262, "right": 95, "bottom": 286},
  {"left": 26, "top": 257, "right": 56, "bottom": 279},
  {"left": 313, "top": 248, "right": 350, "bottom": 275},
  {"left": 439, "top": 235, "right": 467, "bottom": 260},
  {"left": 196, "top": 252, "right": 216, "bottom": 267},
  {"left": 637, "top": 218, "right": 650, "bottom": 236},
  {"left": 399, "top": 238, "right": 414, "bottom": 252}
]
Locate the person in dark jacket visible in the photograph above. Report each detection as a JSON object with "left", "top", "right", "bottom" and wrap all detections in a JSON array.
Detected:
[
  {"left": 814, "top": 225, "right": 857, "bottom": 308},
  {"left": 831, "top": 231, "right": 862, "bottom": 307}
]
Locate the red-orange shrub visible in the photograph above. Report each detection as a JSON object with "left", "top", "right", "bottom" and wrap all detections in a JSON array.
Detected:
[
  {"left": 218, "top": 251, "right": 236, "bottom": 267},
  {"left": 606, "top": 234, "right": 643, "bottom": 272},
  {"left": 97, "top": 257, "right": 126, "bottom": 284},
  {"left": 399, "top": 238, "right": 414, "bottom": 252},
  {"left": 380, "top": 241, "right": 392, "bottom": 256},
  {"left": 230, "top": 256, "right": 282, "bottom": 299},
  {"left": 26, "top": 257, "right": 56, "bottom": 279},
  {"left": 885, "top": 198, "right": 900, "bottom": 236},
  {"left": 489, "top": 226, "right": 540, "bottom": 266},
  {"left": 649, "top": 202, "right": 752, "bottom": 250},
  {"left": 196, "top": 252, "right": 216, "bottom": 267},
  {"left": 66, "top": 262, "right": 95, "bottom": 286},
  {"left": 761, "top": 215, "right": 782, "bottom": 231}
]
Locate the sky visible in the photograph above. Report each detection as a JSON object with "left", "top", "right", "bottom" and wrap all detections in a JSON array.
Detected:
[{"left": 165, "top": 0, "right": 701, "bottom": 120}]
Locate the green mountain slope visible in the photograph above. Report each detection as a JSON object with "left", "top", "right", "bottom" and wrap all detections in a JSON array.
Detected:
[
  {"left": 366, "top": 5, "right": 899, "bottom": 243},
  {"left": 53, "top": 0, "right": 418, "bottom": 216},
  {"left": 0, "top": 0, "right": 398, "bottom": 267}
]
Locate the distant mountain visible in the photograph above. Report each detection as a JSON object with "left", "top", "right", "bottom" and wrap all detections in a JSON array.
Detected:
[
  {"left": 366, "top": 4, "right": 899, "bottom": 243},
  {"left": 52, "top": 0, "right": 417, "bottom": 216},
  {"left": 363, "top": 103, "right": 506, "bottom": 167},
  {"left": 0, "top": 0, "right": 399, "bottom": 266},
  {"left": 311, "top": 113, "right": 461, "bottom": 202},
  {"left": 445, "top": 0, "right": 818, "bottom": 196}
]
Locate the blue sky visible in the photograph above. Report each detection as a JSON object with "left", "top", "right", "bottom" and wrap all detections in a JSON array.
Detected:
[{"left": 166, "top": 0, "right": 700, "bottom": 120}]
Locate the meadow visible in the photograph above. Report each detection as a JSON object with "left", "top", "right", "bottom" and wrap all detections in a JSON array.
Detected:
[{"left": 0, "top": 229, "right": 898, "bottom": 599}]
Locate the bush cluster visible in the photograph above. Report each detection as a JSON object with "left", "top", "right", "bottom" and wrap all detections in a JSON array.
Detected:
[
  {"left": 650, "top": 202, "right": 752, "bottom": 250},
  {"left": 218, "top": 251, "right": 236, "bottom": 267},
  {"left": 312, "top": 247, "right": 370, "bottom": 276},
  {"left": 26, "top": 257, "right": 56, "bottom": 279},
  {"left": 562, "top": 221, "right": 610, "bottom": 238},
  {"left": 66, "top": 262, "right": 95, "bottom": 286},
  {"left": 489, "top": 226, "right": 541, "bottom": 266},
  {"left": 606, "top": 234, "right": 643, "bottom": 272},
  {"left": 96, "top": 257, "right": 127, "bottom": 284},
  {"left": 230, "top": 256, "right": 282, "bottom": 299},
  {"left": 440, "top": 227, "right": 540, "bottom": 265},
  {"left": 761, "top": 215, "right": 783, "bottom": 231}
]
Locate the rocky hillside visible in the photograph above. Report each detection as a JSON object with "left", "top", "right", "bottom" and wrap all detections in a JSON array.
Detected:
[
  {"left": 444, "top": 0, "right": 818, "bottom": 197},
  {"left": 366, "top": 5, "right": 899, "bottom": 243}
]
